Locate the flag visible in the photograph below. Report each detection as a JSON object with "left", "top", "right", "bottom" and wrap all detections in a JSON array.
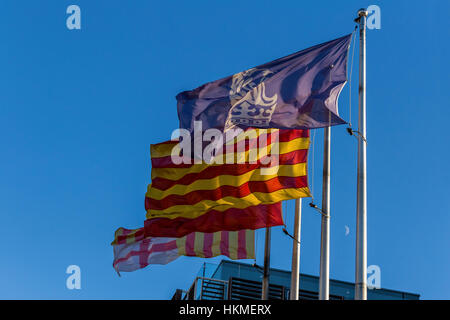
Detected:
[
  {"left": 177, "top": 34, "right": 352, "bottom": 132},
  {"left": 144, "top": 202, "right": 282, "bottom": 238},
  {"left": 112, "top": 227, "right": 255, "bottom": 273},
  {"left": 144, "top": 129, "right": 310, "bottom": 237}
]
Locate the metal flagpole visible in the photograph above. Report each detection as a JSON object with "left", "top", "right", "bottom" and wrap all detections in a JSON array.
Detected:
[
  {"left": 355, "top": 8, "right": 368, "bottom": 300},
  {"left": 319, "top": 126, "right": 331, "bottom": 300},
  {"left": 290, "top": 198, "right": 302, "bottom": 300},
  {"left": 261, "top": 227, "right": 271, "bottom": 300}
]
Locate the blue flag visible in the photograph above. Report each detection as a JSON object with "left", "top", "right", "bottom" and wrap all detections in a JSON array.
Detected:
[{"left": 177, "top": 34, "right": 352, "bottom": 131}]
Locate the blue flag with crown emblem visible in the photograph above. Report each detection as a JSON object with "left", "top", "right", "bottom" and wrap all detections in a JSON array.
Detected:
[{"left": 177, "top": 34, "right": 352, "bottom": 132}]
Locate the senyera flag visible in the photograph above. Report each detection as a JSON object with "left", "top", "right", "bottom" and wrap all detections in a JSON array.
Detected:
[
  {"left": 177, "top": 34, "right": 352, "bottom": 132},
  {"left": 144, "top": 128, "right": 310, "bottom": 237},
  {"left": 112, "top": 226, "right": 255, "bottom": 274}
]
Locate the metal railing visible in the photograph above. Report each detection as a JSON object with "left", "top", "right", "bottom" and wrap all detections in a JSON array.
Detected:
[
  {"left": 285, "top": 288, "right": 344, "bottom": 300},
  {"left": 228, "top": 277, "right": 285, "bottom": 300},
  {"left": 173, "top": 276, "right": 344, "bottom": 301},
  {"left": 182, "top": 277, "right": 229, "bottom": 300}
]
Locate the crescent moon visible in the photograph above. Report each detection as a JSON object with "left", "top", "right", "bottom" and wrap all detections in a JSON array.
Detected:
[{"left": 345, "top": 225, "right": 350, "bottom": 236}]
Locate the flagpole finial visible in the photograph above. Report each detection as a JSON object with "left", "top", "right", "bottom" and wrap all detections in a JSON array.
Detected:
[
  {"left": 357, "top": 8, "right": 368, "bottom": 17},
  {"left": 355, "top": 9, "right": 368, "bottom": 22}
]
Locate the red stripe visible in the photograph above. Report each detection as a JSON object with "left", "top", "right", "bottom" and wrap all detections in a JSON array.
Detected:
[
  {"left": 152, "top": 153, "right": 285, "bottom": 169},
  {"left": 223, "top": 128, "right": 308, "bottom": 144},
  {"left": 150, "top": 149, "right": 307, "bottom": 191},
  {"left": 122, "top": 229, "right": 133, "bottom": 236},
  {"left": 220, "top": 231, "right": 229, "bottom": 257},
  {"left": 185, "top": 233, "right": 196, "bottom": 256},
  {"left": 203, "top": 233, "right": 213, "bottom": 258},
  {"left": 237, "top": 230, "right": 247, "bottom": 259},
  {"left": 139, "top": 239, "right": 150, "bottom": 268},
  {"left": 152, "top": 135, "right": 308, "bottom": 169},
  {"left": 151, "top": 140, "right": 180, "bottom": 148},
  {"left": 143, "top": 203, "right": 283, "bottom": 238},
  {"left": 146, "top": 175, "right": 307, "bottom": 211},
  {"left": 151, "top": 239, "right": 178, "bottom": 252}
]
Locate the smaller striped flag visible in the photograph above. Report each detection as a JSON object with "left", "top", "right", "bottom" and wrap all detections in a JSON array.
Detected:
[{"left": 112, "top": 227, "right": 255, "bottom": 274}]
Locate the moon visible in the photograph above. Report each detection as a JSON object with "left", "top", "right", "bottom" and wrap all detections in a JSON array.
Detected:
[{"left": 345, "top": 225, "right": 350, "bottom": 236}]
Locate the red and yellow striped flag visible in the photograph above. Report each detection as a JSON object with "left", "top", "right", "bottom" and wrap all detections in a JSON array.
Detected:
[
  {"left": 112, "top": 227, "right": 255, "bottom": 273},
  {"left": 144, "top": 129, "right": 310, "bottom": 237}
]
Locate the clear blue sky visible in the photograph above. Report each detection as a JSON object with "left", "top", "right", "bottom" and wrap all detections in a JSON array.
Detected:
[{"left": 0, "top": 0, "right": 448, "bottom": 299}]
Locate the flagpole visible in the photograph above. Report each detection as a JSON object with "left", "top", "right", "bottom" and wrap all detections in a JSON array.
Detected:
[
  {"left": 261, "top": 227, "right": 271, "bottom": 300},
  {"left": 290, "top": 198, "right": 302, "bottom": 300},
  {"left": 355, "top": 8, "right": 368, "bottom": 300},
  {"left": 319, "top": 126, "right": 331, "bottom": 300}
]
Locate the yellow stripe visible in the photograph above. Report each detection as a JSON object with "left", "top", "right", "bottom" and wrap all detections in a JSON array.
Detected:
[
  {"left": 151, "top": 136, "right": 309, "bottom": 162},
  {"left": 146, "top": 187, "right": 311, "bottom": 219},
  {"left": 176, "top": 237, "right": 186, "bottom": 256},
  {"left": 150, "top": 142, "right": 179, "bottom": 160},
  {"left": 125, "top": 234, "right": 136, "bottom": 245},
  {"left": 149, "top": 163, "right": 307, "bottom": 199},
  {"left": 114, "top": 228, "right": 124, "bottom": 238},
  {"left": 228, "top": 231, "right": 239, "bottom": 260},
  {"left": 211, "top": 232, "right": 222, "bottom": 257},
  {"left": 194, "top": 233, "right": 205, "bottom": 258}
]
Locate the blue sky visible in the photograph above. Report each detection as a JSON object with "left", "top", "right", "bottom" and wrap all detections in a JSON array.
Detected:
[{"left": 0, "top": 0, "right": 448, "bottom": 299}]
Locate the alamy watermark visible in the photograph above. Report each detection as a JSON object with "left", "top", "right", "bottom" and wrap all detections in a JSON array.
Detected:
[
  {"left": 66, "top": 5, "right": 81, "bottom": 30},
  {"left": 66, "top": 265, "right": 81, "bottom": 290},
  {"left": 367, "top": 264, "right": 381, "bottom": 289},
  {"left": 367, "top": 5, "right": 381, "bottom": 30},
  {"left": 170, "top": 122, "right": 280, "bottom": 175}
]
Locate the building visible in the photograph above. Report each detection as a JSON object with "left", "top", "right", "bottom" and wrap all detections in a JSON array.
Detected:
[{"left": 172, "top": 260, "right": 419, "bottom": 300}]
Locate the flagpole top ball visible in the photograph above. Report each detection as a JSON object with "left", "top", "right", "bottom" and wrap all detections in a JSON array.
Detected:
[{"left": 357, "top": 9, "right": 368, "bottom": 17}]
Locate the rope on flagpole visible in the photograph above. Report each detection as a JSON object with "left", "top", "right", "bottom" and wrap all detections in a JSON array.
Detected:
[
  {"left": 309, "top": 202, "right": 329, "bottom": 218},
  {"left": 307, "top": 128, "right": 329, "bottom": 217},
  {"left": 310, "top": 129, "right": 316, "bottom": 200},
  {"left": 348, "top": 129, "right": 368, "bottom": 144},
  {"left": 348, "top": 26, "right": 358, "bottom": 129},
  {"left": 282, "top": 227, "right": 300, "bottom": 244},
  {"left": 282, "top": 200, "right": 288, "bottom": 230},
  {"left": 281, "top": 200, "right": 301, "bottom": 243},
  {"left": 346, "top": 27, "right": 368, "bottom": 144}
]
